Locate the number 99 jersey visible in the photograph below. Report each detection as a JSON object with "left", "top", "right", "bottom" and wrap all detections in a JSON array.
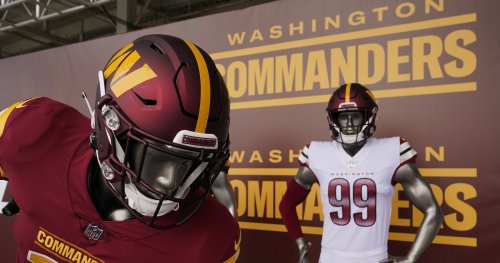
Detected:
[{"left": 299, "top": 137, "right": 417, "bottom": 262}]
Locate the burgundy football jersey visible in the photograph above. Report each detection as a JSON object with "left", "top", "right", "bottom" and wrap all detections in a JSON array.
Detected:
[{"left": 0, "top": 97, "right": 240, "bottom": 263}]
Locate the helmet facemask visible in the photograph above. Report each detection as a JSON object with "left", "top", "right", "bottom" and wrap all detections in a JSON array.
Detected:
[
  {"left": 327, "top": 106, "right": 377, "bottom": 144},
  {"left": 94, "top": 95, "right": 229, "bottom": 229},
  {"left": 326, "top": 83, "right": 378, "bottom": 145}
]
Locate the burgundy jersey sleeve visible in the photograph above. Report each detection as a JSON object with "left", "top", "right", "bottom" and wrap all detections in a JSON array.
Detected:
[
  {"left": 391, "top": 137, "right": 419, "bottom": 184},
  {"left": 279, "top": 179, "right": 311, "bottom": 240},
  {"left": 0, "top": 97, "right": 90, "bottom": 212}
]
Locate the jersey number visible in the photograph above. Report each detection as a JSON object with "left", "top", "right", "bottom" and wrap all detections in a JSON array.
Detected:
[{"left": 328, "top": 178, "right": 376, "bottom": 227}]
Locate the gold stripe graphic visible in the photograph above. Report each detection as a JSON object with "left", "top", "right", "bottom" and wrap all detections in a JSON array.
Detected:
[
  {"left": 111, "top": 64, "right": 157, "bottom": 97},
  {"left": 105, "top": 48, "right": 158, "bottom": 98},
  {"left": 230, "top": 82, "right": 477, "bottom": 110},
  {"left": 211, "top": 13, "right": 476, "bottom": 60},
  {"left": 111, "top": 50, "right": 141, "bottom": 83},
  {"left": 107, "top": 42, "right": 133, "bottom": 68},
  {"left": 345, "top": 83, "right": 351, "bottom": 103},
  {"left": 229, "top": 168, "right": 477, "bottom": 178},
  {"left": 184, "top": 39, "right": 211, "bottom": 133},
  {"left": 104, "top": 50, "right": 132, "bottom": 78},
  {"left": 239, "top": 222, "right": 477, "bottom": 247}
]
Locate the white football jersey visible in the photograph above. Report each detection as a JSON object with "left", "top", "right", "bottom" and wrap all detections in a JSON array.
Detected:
[{"left": 299, "top": 137, "right": 417, "bottom": 263}]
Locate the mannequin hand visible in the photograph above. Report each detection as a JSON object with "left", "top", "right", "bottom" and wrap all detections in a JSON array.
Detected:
[
  {"left": 298, "top": 242, "right": 311, "bottom": 263},
  {"left": 379, "top": 255, "right": 414, "bottom": 263}
]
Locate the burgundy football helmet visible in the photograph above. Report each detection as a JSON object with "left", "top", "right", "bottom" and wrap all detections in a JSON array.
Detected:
[
  {"left": 326, "top": 83, "right": 378, "bottom": 144},
  {"left": 92, "top": 34, "right": 230, "bottom": 228}
]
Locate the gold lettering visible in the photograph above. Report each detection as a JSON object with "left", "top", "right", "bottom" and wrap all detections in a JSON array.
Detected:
[
  {"left": 37, "top": 230, "right": 46, "bottom": 243},
  {"left": 289, "top": 21, "right": 304, "bottom": 36},
  {"left": 372, "top": 6, "right": 389, "bottom": 21},
  {"left": 412, "top": 35, "right": 444, "bottom": 80},
  {"left": 387, "top": 38, "right": 411, "bottom": 83},
  {"left": 358, "top": 43, "right": 385, "bottom": 85},
  {"left": 229, "top": 151, "right": 245, "bottom": 164},
  {"left": 324, "top": 15, "right": 340, "bottom": 30},
  {"left": 231, "top": 180, "right": 247, "bottom": 217},
  {"left": 249, "top": 150, "right": 264, "bottom": 163},
  {"left": 226, "top": 61, "right": 247, "bottom": 99},
  {"left": 331, "top": 46, "right": 356, "bottom": 88},
  {"left": 425, "top": 0, "right": 444, "bottom": 13},
  {"left": 269, "top": 26, "right": 283, "bottom": 39},
  {"left": 311, "top": 19, "right": 317, "bottom": 33},
  {"left": 425, "top": 146, "right": 445, "bottom": 162},
  {"left": 275, "top": 53, "right": 303, "bottom": 93},
  {"left": 248, "top": 181, "right": 274, "bottom": 217},
  {"left": 444, "top": 30, "right": 477, "bottom": 78},
  {"left": 63, "top": 246, "right": 75, "bottom": 260},
  {"left": 269, "top": 150, "right": 283, "bottom": 164},
  {"left": 304, "top": 50, "right": 329, "bottom": 90},
  {"left": 44, "top": 236, "right": 54, "bottom": 248},
  {"left": 72, "top": 251, "right": 82, "bottom": 263},
  {"left": 249, "top": 29, "right": 264, "bottom": 43},
  {"left": 52, "top": 239, "right": 66, "bottom": 254},
  {"left": 248, "top": 57, "right": 274, "bottom": 96},
  {"left": 396, "top": 2, "right": 416, "bottom": 18},
  {"left": 348, "top": 11, "right": 365, "bottom": 26},
  {"left": 81, "top": 256, "right": 92, "bottom": 263},
  {"left": 445, "top": 183, "right": 477, "bottom": 231},
  {"left": 227, "top": 32, "right": 246, "bottom": 46}
]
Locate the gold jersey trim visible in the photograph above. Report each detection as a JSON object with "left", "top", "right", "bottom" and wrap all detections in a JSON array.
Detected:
[{"left": 34, "top": 227, "right": 104, "bottom": 263}]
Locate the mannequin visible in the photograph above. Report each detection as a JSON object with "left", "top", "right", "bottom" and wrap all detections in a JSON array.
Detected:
[{"left": 280, "top": 83, "right": 443, "bottom": 263}]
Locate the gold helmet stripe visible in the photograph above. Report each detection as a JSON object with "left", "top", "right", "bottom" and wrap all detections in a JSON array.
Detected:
[
  {"left": 105, "top": 49, "right": 158, "bottom": 98},
  {"left": 345, "top": 83, "right": 352, "bottom": 103},
  {"left": 111, "top": 63, "right": 157, "bottom": 98},
  {"left": 183, "top": 39, "right": 211, "bottom": 133},
  {"left": 104, "top": 50, "right": 133, "bottom": 78},
  {"left": 106, "top": 42, "right": 133, "bottom": 68}
]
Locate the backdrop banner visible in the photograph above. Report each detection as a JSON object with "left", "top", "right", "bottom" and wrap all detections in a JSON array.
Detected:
[{"left": 0, "top": 0, "right": 498, "bottom": 262}]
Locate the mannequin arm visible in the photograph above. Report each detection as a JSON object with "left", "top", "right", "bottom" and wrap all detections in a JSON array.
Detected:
[{"left": 381, "top": 163, "right": 443, "bottom": 263}]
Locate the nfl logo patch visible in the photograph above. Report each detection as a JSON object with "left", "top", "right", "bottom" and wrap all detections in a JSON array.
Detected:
[{"left": 84, "top": 224, "right": 103, "bottom": 241}]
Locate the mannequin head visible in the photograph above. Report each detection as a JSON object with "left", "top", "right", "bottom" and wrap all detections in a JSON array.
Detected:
[{"left": 326, "top": 83, "right": 378, "bottom": 144}]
